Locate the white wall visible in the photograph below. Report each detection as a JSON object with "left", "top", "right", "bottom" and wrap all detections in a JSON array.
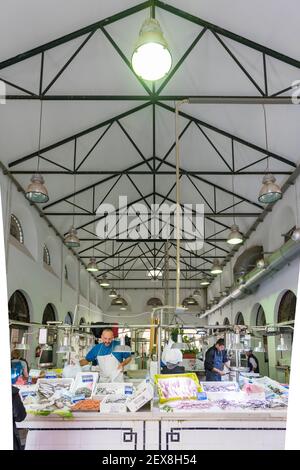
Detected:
[
  {"left": 206, "top": 182, "right": 299, "bottom": 381},
  {"left": 0, "top": 172, "right": 104, "bottom": 367}
]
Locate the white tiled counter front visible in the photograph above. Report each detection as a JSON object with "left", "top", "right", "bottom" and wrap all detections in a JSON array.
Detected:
[
  {"left": 18, "top": 409, "right": 286, "bottom": 450},
  {"left": 159, "top": 410, "right": 287, "bottom": 450}
]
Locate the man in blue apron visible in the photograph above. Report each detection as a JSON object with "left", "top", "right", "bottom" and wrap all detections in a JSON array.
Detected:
[
  {"left": 80, "top": 328, "right": 131, "bottom": 382},
  {"left": 204, "top": 338, "right": 230, "bottom": 381}
]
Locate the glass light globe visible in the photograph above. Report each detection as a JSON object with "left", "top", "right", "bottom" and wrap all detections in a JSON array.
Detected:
[{"left": 132, "top": 18, "right": 172, "bottom": 81}]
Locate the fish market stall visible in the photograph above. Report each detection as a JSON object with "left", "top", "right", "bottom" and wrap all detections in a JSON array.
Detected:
[{"left": 17, "top": 372, "right": 287, "bottom": 450}]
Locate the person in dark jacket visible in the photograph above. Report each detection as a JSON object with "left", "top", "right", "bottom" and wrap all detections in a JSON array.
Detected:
[
  {"left": 12, "top": 386, "right": 27, "bottom": 450},
  {"left": 204, "top": 338, "right": 230, "bottom": 381},
  {"left": 161, "top": 348, "right": 185, "bottom": 375},
  {"left": 245, "top": 350, "right": 260, "bottom": 374}
]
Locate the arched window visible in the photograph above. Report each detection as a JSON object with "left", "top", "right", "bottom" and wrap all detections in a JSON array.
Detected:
[
  {"left": 278, "top": 291, "right": 296, "bottom": 323},
  {"left": 236, "top": 312, "right": 245, "bottom": 325},
  {"left": 64, "top": 312, "right": 73, "bottom": 325},
  {"left": 42, "top": 303, "right": 56, "bottom": 324},
  {"left": 146, "top": 297, "right": 163, "bottom": 307},
  {"left": 256, "top": 305, "right": 266, "bottom": 326},
  {"left": 223, "top": 317, "right": 230, "bottom": 325},
  {"left": 43, "top": 244, "right": 51, "bottom": 265},
  {"left": 10, "top": 214, "right": 24, "bottom": 244},
  {"left": 8, "top": 290, "right": 30, "bottom": 322}
]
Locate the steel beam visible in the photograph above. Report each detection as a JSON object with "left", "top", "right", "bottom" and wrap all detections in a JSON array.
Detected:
[
  {"left": 0, "top": 1, "right": 151, "bottom": 70},
  {"left": 157, "top": 102, "right": 296, "bottom": 168},
  {"left": 8, "top": 102, "right": 152, "bottom": 168}
]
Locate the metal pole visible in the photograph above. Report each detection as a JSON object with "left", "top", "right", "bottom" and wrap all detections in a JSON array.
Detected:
[{"left": 157, "top": 309, "right": 162, "bottom": 374}]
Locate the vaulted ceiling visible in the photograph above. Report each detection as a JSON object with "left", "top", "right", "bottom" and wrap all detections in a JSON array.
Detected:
[{"left": 1, "top": 0, "right": 300, "bottom": 289}]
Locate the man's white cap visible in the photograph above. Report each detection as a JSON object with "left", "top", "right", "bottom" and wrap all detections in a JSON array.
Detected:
[{"left": 165, "top": 348, "right": 183, "bottom": 365}]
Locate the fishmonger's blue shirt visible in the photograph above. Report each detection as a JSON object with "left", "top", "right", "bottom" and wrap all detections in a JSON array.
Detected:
[{"left": 85, "top": 340, "right": 130, "bottom": 364}]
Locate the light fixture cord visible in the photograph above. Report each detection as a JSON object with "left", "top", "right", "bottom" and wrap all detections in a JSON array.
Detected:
[
  {"left": 262, "top": 104, "right": 269, "bottom": 173},
  {"left": 232, "top": 172, "right": 235, "bottom": 225},
  {"left": 175, "top": 101, "right": 181, "bottom": 307},
  {"left": 295, "top": 181, "right": 299, "bottom": 226},
  {"left": 73, "top": 171, "right": 76, "bottom": 227},
  {"left": 37, "top": 99, "right": 43, "bottom": 172}
]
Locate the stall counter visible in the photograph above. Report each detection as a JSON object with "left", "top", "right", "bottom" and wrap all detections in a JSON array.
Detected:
[{"left": 18, "top": 408, "right": 286, "bottom": 450}]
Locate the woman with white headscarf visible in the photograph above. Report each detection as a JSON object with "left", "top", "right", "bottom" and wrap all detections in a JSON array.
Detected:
[{"left": 161, "top": 348, "right": 185, "bottom": 374}]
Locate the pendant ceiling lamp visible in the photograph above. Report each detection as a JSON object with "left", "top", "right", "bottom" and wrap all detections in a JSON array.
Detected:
[
  {"left": 258, "top": 106, "right": 282, "bottom": 203},
  {"left": 131, "top": 17, "right": 172, "bottom": 81},
  {"left": 108, "top": 288, "right": 118, "bottom": 298},
  {"left": 65, "top": 171, "right": 80, "bottom": 248},
  {"left": 227, "top": 173, "right": 243, "bottom": 245},
  {"left": 210, "top": 259, "right": 223, "bottom": 275},
  {"left": 200, "top": 277, "right": 210, "bottom": 286},
  {"left": 64, "top": 226, "right": 80, "bottom": 248},
  {"left": 99, "top": 275, "right": 110, "bottom": 288},
  {"left": 86, "top": 257, "right": 98, "bottom": 272},
  {"left": 193, "top": 289, "right": 201, "bottom": 296},
  {"left": 25, "top": 100, "right": 49, "bottom": 203},
  {"left": 227, "top": 224, "right": 243, "bottom": 245}
]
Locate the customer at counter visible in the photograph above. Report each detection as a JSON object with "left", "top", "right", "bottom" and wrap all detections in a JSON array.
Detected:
[
  {"left": 245, "top": 349, "right": 260, "bottom": 373},
  {"left": 204, "top": 338, "right": 230, "bottom": 381},
  {"left": 11, "top": 350, "right": 29, "bottom": 384},
  {"left": 80, "top": 328, "right": 131, "bottom": 382},
  {"left": 161, "top": 349, "right": 185, "bottom": 375}
]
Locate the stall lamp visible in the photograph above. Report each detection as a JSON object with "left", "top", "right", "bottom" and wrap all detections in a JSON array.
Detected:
[
  {"left": 57, "top": 344, "right": 74, "bottom": 354},
  {"left": 230, "top": 334, "right": 244, "bottom": 351},
  {"left": 120, "top": 306, "right": 127, "bottom": 311},
  {"left": 131, "top": 18, "right": 172, "bottom": 81},
  {"left": 41, "top": 344, "right": 53, "bottom": 351},
  {"left": 64, "top": 226, "right": 80, "bottom": 248},
  {"left": 113, "top": 336, "right": 131, "bottom": 353},
  {"left": 171, "top": 334, "right": 188, "bottom": 350},
  {"left": 258, "top": 174, "right": 282, "bottom": 204},
  {"left": 200, "top": 277, "right": 210, "bottom": 286},
  {"left": 276, "top": 335, "right": 289, "bottom": 352},
  {"left": 57, "top": 334, "right": 74, "bottom": 354},
  {"left": 210, "top": 260, "right": 223, "bottom": 275},
  {"left": 99, "top": 275, "right": 110, "bottom": 287},
  {"left": 86, "top": 257, "right": 99, "bottom": 272},
  {"left": 108, "top": 289, "right": 118, "bottom": 298},
  {"left": 227, "top": 224, "right": 243, "bottom": 245},
  {"left": 15, "top": 336, "right": 30, "bottom": 351},
  {"left": 254, "top": 341, "right": 266, "bottom": 353}
]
